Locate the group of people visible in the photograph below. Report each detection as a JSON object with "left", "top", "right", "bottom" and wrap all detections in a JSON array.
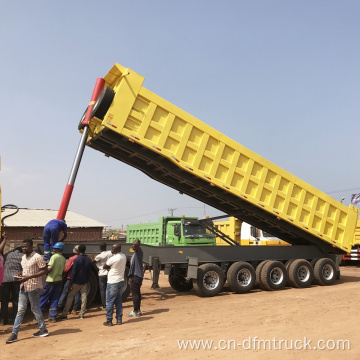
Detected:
[
  {"left": 94, "top": 239, "right": 144, "bottom": 326},
  {"left": 0, "top": 218, "right": 144, "bottom": 344}
]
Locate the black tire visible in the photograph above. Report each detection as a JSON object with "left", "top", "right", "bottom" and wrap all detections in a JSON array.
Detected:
[
  {"left": 78, "top": 106, "right": 88, "bottom": 130},
  {"left": 284, "top": 259, "right": 295, "bottom": 286},
  {"left": 169, "top": 272, "right": 193, "bottom": 292},
  {"left": 260, "top": 261, "right": 287, "bottom": 291},
  {"left": 310, "top": 258, "right": 319, "bottom": 268},
  {"left": 227, "top": 262, "right": 256, "bottom": 293},
  {"left": 314, "top": 258, "right": 336, "bottom": 286},
  {"left": 122, "top": 267, "right": 131, "bottom": 301},
  {"left": 288, "top": 259, "right": 314, "bottom": 288},
  {"left": 256, "top": 260, "right": 269, "bottom": 290},
  {"left": 193, "top": 263, "right": 225, "bottom": 297},
  {"left": 86, "top": 271, "right": 98, "bottom": 305},
  {"left": 91, "top": 87, "right": 115, "bottom": 120}
]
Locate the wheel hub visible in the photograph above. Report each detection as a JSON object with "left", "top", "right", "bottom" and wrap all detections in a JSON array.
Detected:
[
  {"left": 270, "top": 267, "right": 284, "bottom": 285},
  {"left": 237, "top": 269, "right": 252, "bottom": 286},
  {"left": 203, "top": 271, "right": 220, "bottom": 290},
  {"left": 297, "top": 265, "right": 310, "bottom": 282},
  {"left": 322, "top": 264, "right": 334, "bottom": 280}
]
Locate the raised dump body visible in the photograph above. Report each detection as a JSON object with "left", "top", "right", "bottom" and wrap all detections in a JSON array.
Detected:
[{"left": 84, "top": 63, "right": 358, "bottom": 255}]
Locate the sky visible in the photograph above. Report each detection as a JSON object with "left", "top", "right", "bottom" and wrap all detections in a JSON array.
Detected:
[{"left": 1, "top": 1, "right": 360, "bottom": 229}]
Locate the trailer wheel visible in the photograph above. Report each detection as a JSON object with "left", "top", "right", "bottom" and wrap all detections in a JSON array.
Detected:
[
  {"left": 256, "top": 260, "right": 269, "bottom": 290},
  {"left": 169, "top": 273, "right": 193, "bottom": 292},
  {"left": 227, "top": 262, "right": 256, "bottom": 293},
  {"left": 314, "top": 258, "right": 336, "bottom": 286},
  {"left": 288, "top": 259, "right": 314, "bottom": 288},
  {"left": 91, "top": 87, "right": 115, "bottom": 120},
  {"left": 122, "top": 267, "right": 130, "bottom": 301},
  {"left": 260, "top": 261, "right": 287, "bottom": 291},
  {"left": 193, "top": 263, "right": 225, "bottom": 297},
  {"left": 310, "top": 258, "right": 319, "bottom": 268},
  {"left": 284, "top": 259, "right": 295, "bottom": 286}
]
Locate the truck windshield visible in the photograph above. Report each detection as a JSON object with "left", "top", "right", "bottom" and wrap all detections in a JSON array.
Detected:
[{"left": 183, "top": 225, "right": 215, "bottom": 238}]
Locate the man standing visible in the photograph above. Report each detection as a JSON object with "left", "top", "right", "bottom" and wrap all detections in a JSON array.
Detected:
[
  {"left": 59, "top": 244, "right": 92, "bottom": 320},
  {"left": 128, "top": 239, "right": 144, "bottom": 318},
  {"left": 43, "top": 219, "right": 67, "bottom": 261},
  {"left": 95, "top": 243, "right": 112, "bottom": 310},
  {"left": 103, "top": 244, "right": 126, "bottom": 326},
  {"left": 1, "top": 246, "right": 23, "bottom": 325},
  {"left": 57, "top": 245, "right": 81, "bottom": 312},
  {"left": 40, "top": 242, "right": 66, "bottom": 322},
  {"left": 5, "top": 239, "right": 48, "bottom": 344}
]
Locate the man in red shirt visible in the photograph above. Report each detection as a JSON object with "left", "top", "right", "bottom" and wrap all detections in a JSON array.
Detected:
[{"left": 57, "top": 245, "right": 80, "bottom": 312}]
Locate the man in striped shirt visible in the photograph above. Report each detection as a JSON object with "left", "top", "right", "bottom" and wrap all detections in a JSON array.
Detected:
[{"left": 6, "top": 239, "right": 49, "bottom": 344}]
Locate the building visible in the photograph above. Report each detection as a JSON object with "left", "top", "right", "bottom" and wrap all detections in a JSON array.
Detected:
[{"left": 1, "top": 208, "right": 107, "bottom": 246}]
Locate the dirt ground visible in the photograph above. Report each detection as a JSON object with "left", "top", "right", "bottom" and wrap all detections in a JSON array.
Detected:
[{"left": 1, "top": 266, "right": 360, "bottom": 359}]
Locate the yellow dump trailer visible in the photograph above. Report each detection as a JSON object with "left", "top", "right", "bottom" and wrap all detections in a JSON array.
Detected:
[
  {"left": 84, "top": 63, "right": 357, "bottom": 255},
  {"left": 74, "top": 63, "right": 360, "bottom": 296},
  {"left": 343, "top": 220, "right": 360, "bottom": 261}
]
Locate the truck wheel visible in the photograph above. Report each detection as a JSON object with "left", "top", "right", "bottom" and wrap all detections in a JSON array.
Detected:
[
  {"left": 193, "top": 263, "right": 225, "bottom": 297},
  {"left": 122, "top": 267, "right": 131, "bottom": 301},
  {"left": 91, "top": 87, "right": 115, "bottom": 120},
  {"left": 310, "top": 258, "right": 319, "bottom": 268},
  {"left": 285, "top": 259, "right": 295, "bottom": 287},
  {"left": 169, "top": 273, "right": 193, "bottom": 292},
  {"left": 256, "top": 260, "right": 269, "bottom": 290},
  {"left": 260, "top": 261, "right": 287, "bottom": 291},
  {"left": 86, "top": 271, "right": 98, "bottom": 305},
  {"left": 288, "top": 259, "right": 314, "bottom": 288},
  {"left": 314, "top": 258, "right": 336, "bottom": 286},
  {"left": 227, "top": 262, "right": 255, "bottom": 293}
]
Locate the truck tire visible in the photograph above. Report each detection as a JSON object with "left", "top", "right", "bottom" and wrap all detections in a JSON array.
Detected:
[
  {"left": 169, "top": 273, "right": 193, "bottom": 292},
  {"left": 284, "top": 259, "right": 295, "bottom": 287},
  {"left": 313, "top": 258, "right": 336, "bottom": 286},
  {"left": 86, "top": 271, "right": 98, "bottom": 305},
  {"left": 227, "top": 261, "right": 256, "bottom": 293},
  {"left": 310, "top": 258, "right": 319, "bottom": 268},
  {"left": 260, "top": 261, "right": 287, "bottom": 291},
  {"left": 122, "top": 267, "right": 131, "bottom": 301},
  {"left": 288, "top": 259, "right": 314, "bottom": 288},
  {"left": 256, "top": 260, "right": 269, "bottom": 290},
  {"left": 91, "top": 87, "right": 115, "bottom": 120},
  {"left": 193, "top": 263, "right": 225, "bottom": 297}
]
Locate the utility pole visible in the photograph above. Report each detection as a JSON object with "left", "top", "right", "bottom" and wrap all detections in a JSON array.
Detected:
[{"left": 168, "top": 208, "right": 177, "bottom": 216}]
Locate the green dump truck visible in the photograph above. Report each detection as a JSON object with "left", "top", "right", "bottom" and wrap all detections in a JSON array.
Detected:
[{"left": 127, "top": 216, "right": 215, "bottom": 246}]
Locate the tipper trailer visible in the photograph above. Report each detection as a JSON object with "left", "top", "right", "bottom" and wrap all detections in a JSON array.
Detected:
[{"left": 66, "top": 63, "right": 358, "bottom": 297}]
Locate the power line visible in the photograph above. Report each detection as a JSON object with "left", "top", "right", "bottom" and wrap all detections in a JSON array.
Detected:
[{"left": 326, "top": 187, "right": 360, "bottom": 195}]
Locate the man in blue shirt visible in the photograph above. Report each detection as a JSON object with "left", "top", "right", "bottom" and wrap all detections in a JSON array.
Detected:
[
  {"left": 43, "top": 219, "right": 67, "bottom": 261},
  {"left": 58, "top": 244, "right": 92, "bottom": 320},
  {"left": 128, "top": 239, "right": 144, "bottom": 318}
]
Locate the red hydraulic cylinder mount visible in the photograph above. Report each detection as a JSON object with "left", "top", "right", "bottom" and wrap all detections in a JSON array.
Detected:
[{"left": 57, "top": 77, "right": 105, "bottom": 220}]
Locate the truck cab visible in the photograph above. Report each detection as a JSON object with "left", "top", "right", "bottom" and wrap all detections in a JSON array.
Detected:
[{"left": 127, "top": 216, "right": 216, "bottom": 246}]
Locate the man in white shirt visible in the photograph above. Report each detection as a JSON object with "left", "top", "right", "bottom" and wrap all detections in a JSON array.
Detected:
[
  {"left": 102, "top": 244, "right": 126, "bottom": 326},
  {"left": 94, "top": 243, "right": 112, "bottom": 309}
]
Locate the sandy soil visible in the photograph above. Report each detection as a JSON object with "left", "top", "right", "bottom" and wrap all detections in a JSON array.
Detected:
[{"left": 1, "top": 266, "right": 360, "bottom": 360}]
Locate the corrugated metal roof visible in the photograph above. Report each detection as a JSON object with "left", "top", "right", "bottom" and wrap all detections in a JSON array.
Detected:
[{"left": 1, "top": 208, "right": 107, "bottom": 228}]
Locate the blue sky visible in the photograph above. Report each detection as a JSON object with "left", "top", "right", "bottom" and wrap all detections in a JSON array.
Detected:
[{"left": 1, "top": 1, "right": 360, "bottom": 228}]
